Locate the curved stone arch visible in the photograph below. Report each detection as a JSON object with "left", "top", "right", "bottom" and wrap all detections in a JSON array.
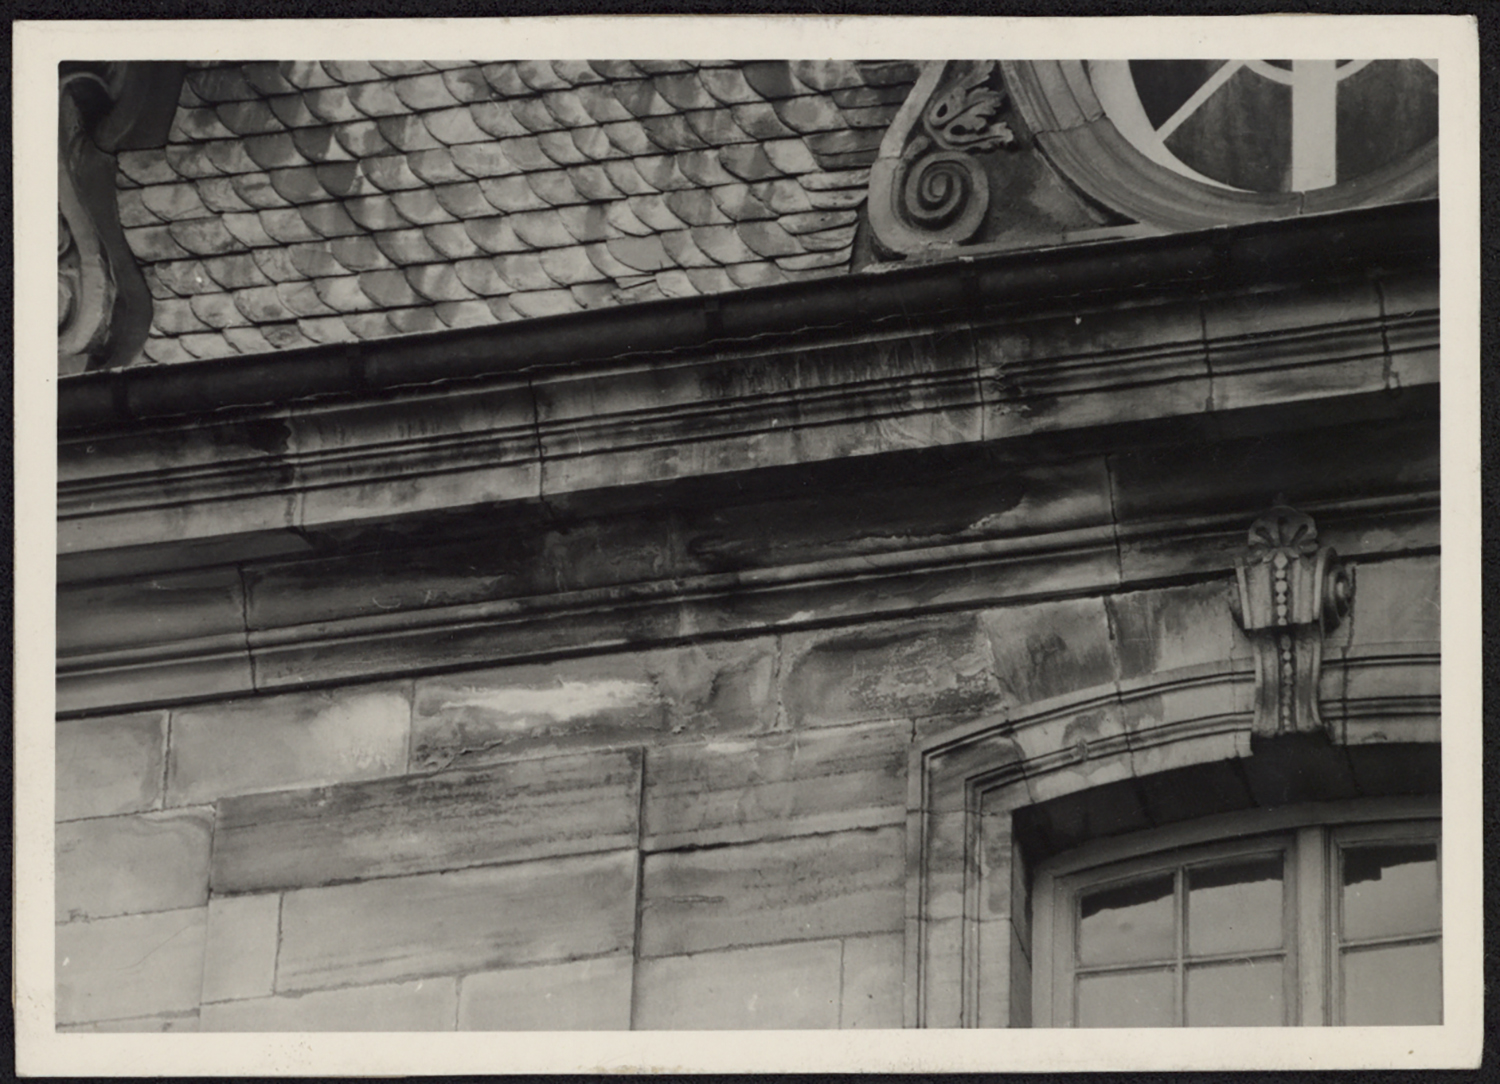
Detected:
[{"left": 905, "top": 650, "right": 1438, "bottom": 1028}]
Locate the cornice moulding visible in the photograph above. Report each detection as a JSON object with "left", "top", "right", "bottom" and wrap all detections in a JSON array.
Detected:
[
  {"left": 59, "top": 264, "right": 1437, "bottom": 564},
  {"left": 56, "top": 491, "right": 1438, "bottom": 717}
]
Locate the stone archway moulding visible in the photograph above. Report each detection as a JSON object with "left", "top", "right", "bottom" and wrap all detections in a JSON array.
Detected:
[{"left": 905, "top": 646, "right": 1439, "bottom": 1028}]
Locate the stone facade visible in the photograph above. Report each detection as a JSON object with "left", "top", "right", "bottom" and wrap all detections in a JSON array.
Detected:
[{"left": 55, "top": 59, "right": 1441, "bottom": 1032}]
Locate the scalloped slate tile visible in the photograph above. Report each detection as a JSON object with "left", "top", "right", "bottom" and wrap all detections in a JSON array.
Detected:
[
  {"left": 119, "top": 58, "right": 902, "bottom": 366},
  {"left": 189, "top": 292, "right": 251, "bottom": 328},
  {"left": 421, "top": 222, "right": 484, "bottom": 260},
  {"left": 168, "top": 218, "right": 243, "bottom": 256}
]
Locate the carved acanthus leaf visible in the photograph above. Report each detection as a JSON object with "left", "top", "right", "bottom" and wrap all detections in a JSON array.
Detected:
[{"left": 923, "top": 60, "right": 1016, "bottom": 154}]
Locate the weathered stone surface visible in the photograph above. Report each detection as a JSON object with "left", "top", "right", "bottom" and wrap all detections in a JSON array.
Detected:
[
  {"left": 213, "top": 747, "right": 642, "bottom": 893},
  {"left": 642, "top": 721, "right": 907, "bottom": 850},
  {"left": 840, "top": 932, "right": 903, "bottom": 1028},
  {"left": 201, "top": 977, "right": 458, "bottom": 1031},
  {"left": 670, "top": 452, "right": 1115, "bottom": 577},
  {"left": 59, "top": 645, "right": 257, "bottom": 716},
  {"left": 56, "top": 711, "right": 166, "bottom": 821},
  {"left": 1204, "top": 280, "right": 1389, "bottom": 413},
  {"left": 411, "top": 638, "right": 778, "bottom": 769},
  {"left": 56, "top": 808, "right": 213, "bottom": 922},
  {"left": 1338, "top": 648, "right": 1440, "bottom": 711},
  {"left": 201, "top": 893, "right": 280, "bottom": 1004},
  {"left": 639, "top": 826, "right": 904, "bottom": 958},
  {"left": 780, "top": 614, "right": 1000, "bottom": 729},
  {"left": 277, "top": 850, "right": 637, "bottom": 992},
  {"left": 1345, "top": 556, "right": 1440, "bottom": 646},
  {"left": 978, "top": 596, "right": 1118, "bottom": 712},
  {"left": 646, "top": 637, "right": 779, "bottom": 736},
  {"left": 918, "top": 811, "right": 969, "bottom": 924},
  {"left": 167, "top": 683, "right": 411, "bottom": 805},
  {"left": 1105, "top": 581, "right": 1247, "bottom": 679},
  {"left": 458, "top": 955, "right": 633, "bottom": 1030},
  {"left": 1109, "top": 416, "right": 1438, "bottom": 533},
  {"left": 1128, "top": 726, "right": 1250, "bottom": 787},
  {"left": 56, "top": 565, "right": 246, "bottom": 655},
  {"left": 59, "top": 1011, "right": 200, "bottom": 1032},
  {"left": 411, "top": 655, "right": 664, "bottom": 768},
  {"left": 56, "top": 907, "right": 207, "bottom": 1025},
  {"left": 916, "top": 914, "right": 964, "bottom": 1028},
  {"left": 288, "top": 379, "right": 539, "bottom": 533},
  {"left": 58, "top": 418, "right": 299, "bottom": 556},
  {"left": 634, "top": 939, "right": 843, "bottom": 1029},
  {"left": 535, "top": 330, "right": 983, "bottom": 497},
  {"left": 240, "top": 510, "right": 557, "bottom": 633},
  {"left": 975, "top": 299, "right": 1210, "bottom": 439},
  {"left": 1379, "top": 270, "right": 1440, "bottom": 380}
]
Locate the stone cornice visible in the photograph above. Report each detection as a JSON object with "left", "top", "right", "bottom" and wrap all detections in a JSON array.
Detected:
[
  {"left": 57, "top": 481, "right": 1438, "bottom": 716},
  {"left": 60, "top": 203, "right": 1438, "bottom": 574}
]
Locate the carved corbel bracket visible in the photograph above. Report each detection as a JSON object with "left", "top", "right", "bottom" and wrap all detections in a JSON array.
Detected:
[
  {"left": 59, "top": 62, "right": 183, "bottom": 375},
  {"left": 1230, "top": 502, "right": 1355, "bottom": 738},
  {"left": 867, "top": 60, "right": 1020, "bottom": 258}
]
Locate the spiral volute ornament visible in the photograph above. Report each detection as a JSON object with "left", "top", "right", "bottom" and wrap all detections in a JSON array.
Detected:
[{"left": 901, "top": 151, "right": 988, "bottom": 233}]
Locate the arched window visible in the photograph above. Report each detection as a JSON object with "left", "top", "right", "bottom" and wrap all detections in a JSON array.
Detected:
[
  {"left": 906, "top": 652, "right": 1441, "bottom": 1029},
  {"left": 1032, "top": 802, "right": 1441, "bottom": 1027}
]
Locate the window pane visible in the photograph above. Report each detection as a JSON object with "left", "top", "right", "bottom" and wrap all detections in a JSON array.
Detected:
[
  {"left": 1076, "top": 968, "right": 1176, "bottom": 1027},
  {"left": 1340, "top": 842, "right": 1440, "bottom": 940},
  {"left": 1186, "top": 854, "right": 1284, "bottom": 956},
  {"left": 1185, "top": 958, "right": 1286, "bottom": 1026},
  {"left": 1078, "top": 873, "right": 1175, "bottom": 965},
  {"left": 1341, "top": 940, "right": 1442, "bottom": 1025}
]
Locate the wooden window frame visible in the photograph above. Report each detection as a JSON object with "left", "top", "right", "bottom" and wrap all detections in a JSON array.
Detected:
[{"left": 1031, "top": 797, "right": 1440, "bottom": 1028}]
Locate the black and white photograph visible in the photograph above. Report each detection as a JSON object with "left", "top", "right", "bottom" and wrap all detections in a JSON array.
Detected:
[{"left": 15, "top": 14, "right": 1482, "bottom": 1076}]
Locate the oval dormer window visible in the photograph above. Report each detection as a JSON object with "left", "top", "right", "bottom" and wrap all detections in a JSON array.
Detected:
[{"left": 1004, "top": 58, "right": 1438, "bottom": 230}]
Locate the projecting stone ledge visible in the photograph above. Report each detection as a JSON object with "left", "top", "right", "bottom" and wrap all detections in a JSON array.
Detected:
[{"left": 57, "top": 201, "right": 1436, "bottom": 571}]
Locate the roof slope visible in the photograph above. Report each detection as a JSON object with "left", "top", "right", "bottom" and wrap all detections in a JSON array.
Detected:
[{"left": 112, "top": 60, "right": 918, "bottom": 365}]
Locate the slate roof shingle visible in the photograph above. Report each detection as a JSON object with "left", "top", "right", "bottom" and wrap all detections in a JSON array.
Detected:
[{"left": 116, "top": 59, "right": 919, "bottom": 365}]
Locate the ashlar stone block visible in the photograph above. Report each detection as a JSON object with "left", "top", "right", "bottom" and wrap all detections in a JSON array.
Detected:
[
  {"left": 213, "top": 747, "right": 642, "bottom": 893},
  {"left": 840, "top": 932, "right": 904, "bottom": 1028},
  {"left": 1105, "top": 581, "right": 1245, "bottom": 680},
  {"left": 277, "top": 849, "right": 637, "bottom": 992},
  {"left": 412, "top": 655, "right": 665, "bottom": 769},
  {"left": 1344, "top": 556, "right": 1440, "bottom": 647},
  {"left": 458, "top": 955, "right": 633, "bottom": 1030},
  {"left": 634, "top": 940, "right": 843, "bottom": 1029},
  {"left": 779, "top": 614, "right": 1001, "bottom": 729},
  {"left": 642, "top": 720, "right": 907, "bottom": 850},
  {"left": 978, "top": 596, "right": 1118, "bottom": 711},
  {"left": 639, "top": 826, "right": 905, "bottom": 958},
  {"left": 56, "top": 907, "right": 207, "bottom": 1025},
  {"left": 56, "top": 808, "right": 213, "bottom": 922},
  {"left": 201, "top": 893, "right": 280, "bottom": 1003},
  {"left": 56, "top": 711, "right": 167, "bottom": 821},
  {"left": 201, "top": 976, "right": 458, "bottom": 1031},
  {"left": 167, "top": 683, "right": 411, "bottom": 805}
]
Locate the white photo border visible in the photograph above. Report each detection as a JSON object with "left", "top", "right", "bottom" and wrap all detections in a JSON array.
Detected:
[{"left": 14, "top": 14, "right": 1483, "bottom": 1074}]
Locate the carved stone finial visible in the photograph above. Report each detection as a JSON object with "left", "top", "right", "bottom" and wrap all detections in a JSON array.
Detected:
[
  {"left": 1231, "top": 501, "right": 1355, "bottom": 737},
  {"left": 868, "top": 61, "right": 1020, "bottom": 257}
]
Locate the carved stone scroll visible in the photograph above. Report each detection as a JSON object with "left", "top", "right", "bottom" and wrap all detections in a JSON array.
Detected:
[
  {"left": 58, "top": 62, "right": 183, "bottom": 375},
  {"left": 1230, "top": 502, "right": 1355, "bottom": 738},
  {"left": 868, "top": 60, "right": 1019, "bottom": 258}
]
